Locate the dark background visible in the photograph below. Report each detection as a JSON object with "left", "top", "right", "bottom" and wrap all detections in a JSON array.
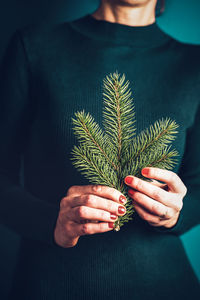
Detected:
[{"left": 0, "top": 1, "right": 199, "bottom": 299}]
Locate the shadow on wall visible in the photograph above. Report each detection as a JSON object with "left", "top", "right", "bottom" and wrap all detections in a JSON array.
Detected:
[
  {"left": 0, "top": 1, "right": 199, "bottom": 299},
  {"left": 180, "top": 225, "right": 200, "bottom": 281}
]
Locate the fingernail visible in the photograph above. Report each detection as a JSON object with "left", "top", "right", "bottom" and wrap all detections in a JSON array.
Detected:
[
  {"left": 142, "top": 168, "right": 149, "bottom": 176},
  {"left": 108, "top": 222, "right": 114, "bottom": 228},
  {"left": 125, "top": 176, "right": 133, "bottom": 184},
  {"left": 128, "top": 189, "right": 135, "bottom": 196},
  {"left": 118, "top": 206, "right": 126, "bottom": 214},
  {"left": 110, "top": 214, "right": 117, "bottom": 220},
  {"left": 119, "top": 195, "right": 127, "bottom": 204}
]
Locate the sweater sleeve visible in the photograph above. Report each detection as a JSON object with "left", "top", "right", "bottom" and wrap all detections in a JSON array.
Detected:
[
  {"left": 0, "top": 30, "right": 60, "bottom": 246},
  {"left": 154, "top": 102, "right": 200, "bottom": 236}
]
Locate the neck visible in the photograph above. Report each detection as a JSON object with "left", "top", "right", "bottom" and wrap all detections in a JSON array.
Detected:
[{"left": 91, "top": 0, "right": 158, "bottom": 26}]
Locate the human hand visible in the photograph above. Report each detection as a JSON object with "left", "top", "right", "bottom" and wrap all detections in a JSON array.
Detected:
[
  {"left": 124, "top": 167, "right": 187, "bottom": 228},
  {"left": 54, "top": 185, "right": 127, "bottom": 248}
]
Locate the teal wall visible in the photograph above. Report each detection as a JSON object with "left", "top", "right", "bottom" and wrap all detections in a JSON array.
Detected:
[
  {"left": 157, "top": 0, "right": 200, "bottom": 45},
  {"left": 0, "top": 1, "right": 199, "bottom": 298}
]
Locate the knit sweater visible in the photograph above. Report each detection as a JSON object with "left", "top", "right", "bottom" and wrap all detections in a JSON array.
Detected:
[{"left": 0, "top": 13, "right": 200, "bottom": 300}]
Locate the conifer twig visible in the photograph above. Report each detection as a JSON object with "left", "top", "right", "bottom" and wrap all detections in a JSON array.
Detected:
[{"left": 71, "top": 71, "right": 179, "bottom": 231}]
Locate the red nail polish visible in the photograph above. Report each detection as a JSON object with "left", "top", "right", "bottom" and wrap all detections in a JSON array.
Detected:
[
  {"left": 128, "top": 189, "right": 135, "bottom": 196},
  {"left": 125, "top": 176, "right": 133, "bottom": 184},
  {"left": 142, "top": 168, "right": 149, "bottom": 176},
  {"left": 119, "top": 195, "right": 127, "bottom": 204},
  {"left": 110, "top": 214, "right": 117, "bottom": 220},
  {"left": 108, "top": 222, "right": 114, "bottom": 228},
  {"left": 118, "top": 206, "right": 126, "bottom": 214}
]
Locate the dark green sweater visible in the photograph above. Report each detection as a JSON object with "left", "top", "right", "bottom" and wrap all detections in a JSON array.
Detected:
[{"left": 0, "top": 14, "right": 200, "bottom": 300}]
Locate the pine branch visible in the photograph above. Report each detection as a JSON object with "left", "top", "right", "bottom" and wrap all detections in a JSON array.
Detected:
[
  {"left": 71, "top": 145, "right": 118, "bottom": 188},
  {"left": 102, "top": 71, "right": 136, "bottom": 164},
  {"left": 72, "top": 110, "right": 118, "bottom": 170},
  {"left": 122, "top": 145, "right": 179, "bottom": 179},
  {"left": 70, "top": 71, "right": 180, "bottom": 231},
  {"left": 122, "top": 117, "right": 179, "bottom": 168}
]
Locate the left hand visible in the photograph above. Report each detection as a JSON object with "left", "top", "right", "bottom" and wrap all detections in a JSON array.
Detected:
[{"left": 124, "top": 167, "right": 187, "bottom": 228}]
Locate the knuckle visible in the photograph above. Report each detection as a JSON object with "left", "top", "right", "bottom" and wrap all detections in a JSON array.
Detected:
[
  {"left": 170, "top": 171, "right": 177, "bottom": 183},
  {"left": 77, "top": 206, "right": 87, "bottom": 218},
  {"left": 183, "top": 186, "right": 187, "bottom": 196},
  {"left": 174, "top": 194, "right": 183, "bottom": 210},
  {"left": 92, "top": 185, "right": 102, "bottom": 194},
  {"left": 176, "top": 199, "right": 183, "bottom": 211},
  {"left": 79, "top": 194, "right": 86, "bottom": 202},
  {"left": 152, "top": 189, "right": 162, "bottom": 201},
  {"left": 81, "top": 223, "right": 91, "bottom": 235},
  {"left": 60, "top": 197, "right": 67, "bottom": 209},
  {"left": 67, "top": 185, "right": 77, "bottom": 196},
  {"left": 84, "top": 194, "right": 94, "bottom": 206}
]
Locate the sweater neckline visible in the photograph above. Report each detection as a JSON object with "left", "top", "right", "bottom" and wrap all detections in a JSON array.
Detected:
[{"left": 69, "top": 13, "right": 172, "bottom": 48}]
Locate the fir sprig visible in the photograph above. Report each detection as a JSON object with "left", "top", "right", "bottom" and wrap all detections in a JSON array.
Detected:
[{"left": 70, "top": 71, "right": 179, "bottom": 231}]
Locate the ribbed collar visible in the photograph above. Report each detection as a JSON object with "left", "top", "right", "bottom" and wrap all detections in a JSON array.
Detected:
[{"left": 69, "top": 13, "right": 172, "bottom": 48}]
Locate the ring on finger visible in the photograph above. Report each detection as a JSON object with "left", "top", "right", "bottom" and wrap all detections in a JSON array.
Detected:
[{"left": 159, "top": 211, "right": 167, "bottom": 220}]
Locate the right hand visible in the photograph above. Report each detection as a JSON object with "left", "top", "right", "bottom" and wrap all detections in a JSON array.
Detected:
[{"left": 54, "top": 184, "right": 127, "bottom": 248}]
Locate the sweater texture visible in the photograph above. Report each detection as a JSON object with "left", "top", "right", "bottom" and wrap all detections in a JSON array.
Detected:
[{"left": 0, "top": 13, "right": 200, "bottom": 299}]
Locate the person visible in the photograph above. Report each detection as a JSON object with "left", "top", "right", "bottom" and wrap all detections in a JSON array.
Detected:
[{"left": 0, "top": 0, "right": 200, "bottom": 299}]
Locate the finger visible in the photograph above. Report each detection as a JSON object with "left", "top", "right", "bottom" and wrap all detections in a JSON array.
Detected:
[
  {"left": 133, "top": 202, "right": 167, "bottom": 224},
  {"left": 125, "top": 176, "right": 181, "bottom": 209},
  {"left": 129, "top": 190, "right": 174, "bottom": 219},
  {"left": 67, "top": 194, "right": 126, "bottom": 215},
  {"left": 148, "top": 221, "right": 167, "bottom": 227},
  {"left": 150, "top": 179, "right": 169, "bottom": 190},
  {"left": 141, "top": 167, "right": 187, "bottom": 195},
  {"left": 74, "top": 221, "right": 115, "bottom": 236},
  {"left": 69, "top": 205, "right": 126, "bottom": 223},
  {"left": 63, "top": 185, "right": 127, "bottom": 207}
]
